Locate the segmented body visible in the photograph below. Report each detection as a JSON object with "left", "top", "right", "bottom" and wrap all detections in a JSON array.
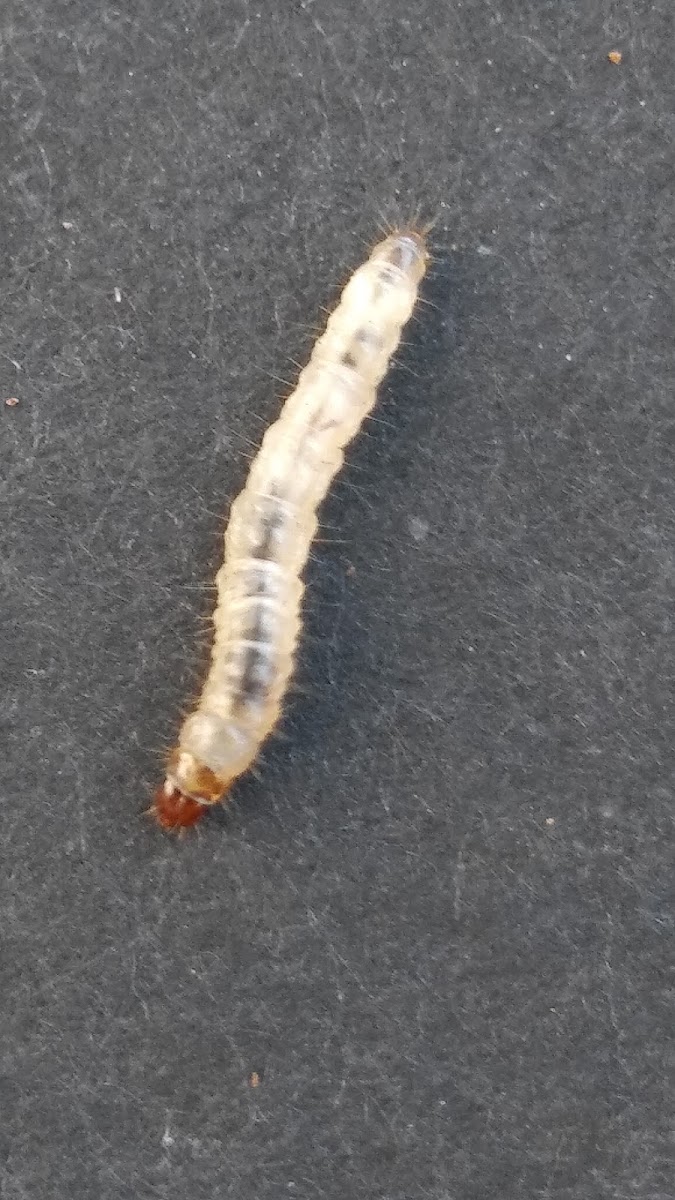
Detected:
[{"left": 152, "top": 229, "right": 428, "bottom": 830}]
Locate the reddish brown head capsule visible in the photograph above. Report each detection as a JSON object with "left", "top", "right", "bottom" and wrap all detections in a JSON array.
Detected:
[{"left": 149, "top": 783, "right": 209, "bottom": 832}]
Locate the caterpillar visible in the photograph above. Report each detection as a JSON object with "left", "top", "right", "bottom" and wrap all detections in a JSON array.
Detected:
[{"left": 150, "top": 228, "right": 429, "bottom": 831}]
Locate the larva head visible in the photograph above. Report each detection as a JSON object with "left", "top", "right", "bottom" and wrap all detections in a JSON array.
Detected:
[
  {"left": 150, "top": 780, "right": 210, "bottom": 832},
  {"left": 149, "top": 750, "right": 229, "bottom": 832}
]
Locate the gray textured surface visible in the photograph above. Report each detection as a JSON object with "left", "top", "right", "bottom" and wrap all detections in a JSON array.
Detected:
[{"left": 1, "top": 2, "right": 673, "bottom": 1197}]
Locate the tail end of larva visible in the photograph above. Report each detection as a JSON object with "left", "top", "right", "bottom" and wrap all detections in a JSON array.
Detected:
[
  {"left": 372, "top": 227, "right": 430, "bottom": 284},
  {"left": 147, "top": 780, "right": 210, "bottom": 832}
]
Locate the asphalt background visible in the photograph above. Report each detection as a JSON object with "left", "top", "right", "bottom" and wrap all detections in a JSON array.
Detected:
[{"left": 1, "top": 2, "right": 673, "bottom": 1197}]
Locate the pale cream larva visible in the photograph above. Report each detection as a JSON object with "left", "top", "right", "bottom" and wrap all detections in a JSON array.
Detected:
[{"left": 151, "top": 229, "right": 429, "bottom": 830}]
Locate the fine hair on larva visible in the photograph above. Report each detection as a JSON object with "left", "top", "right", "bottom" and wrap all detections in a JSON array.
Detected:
[{"left": 150, "top": 227, "right": 430, "bottom": 831}]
